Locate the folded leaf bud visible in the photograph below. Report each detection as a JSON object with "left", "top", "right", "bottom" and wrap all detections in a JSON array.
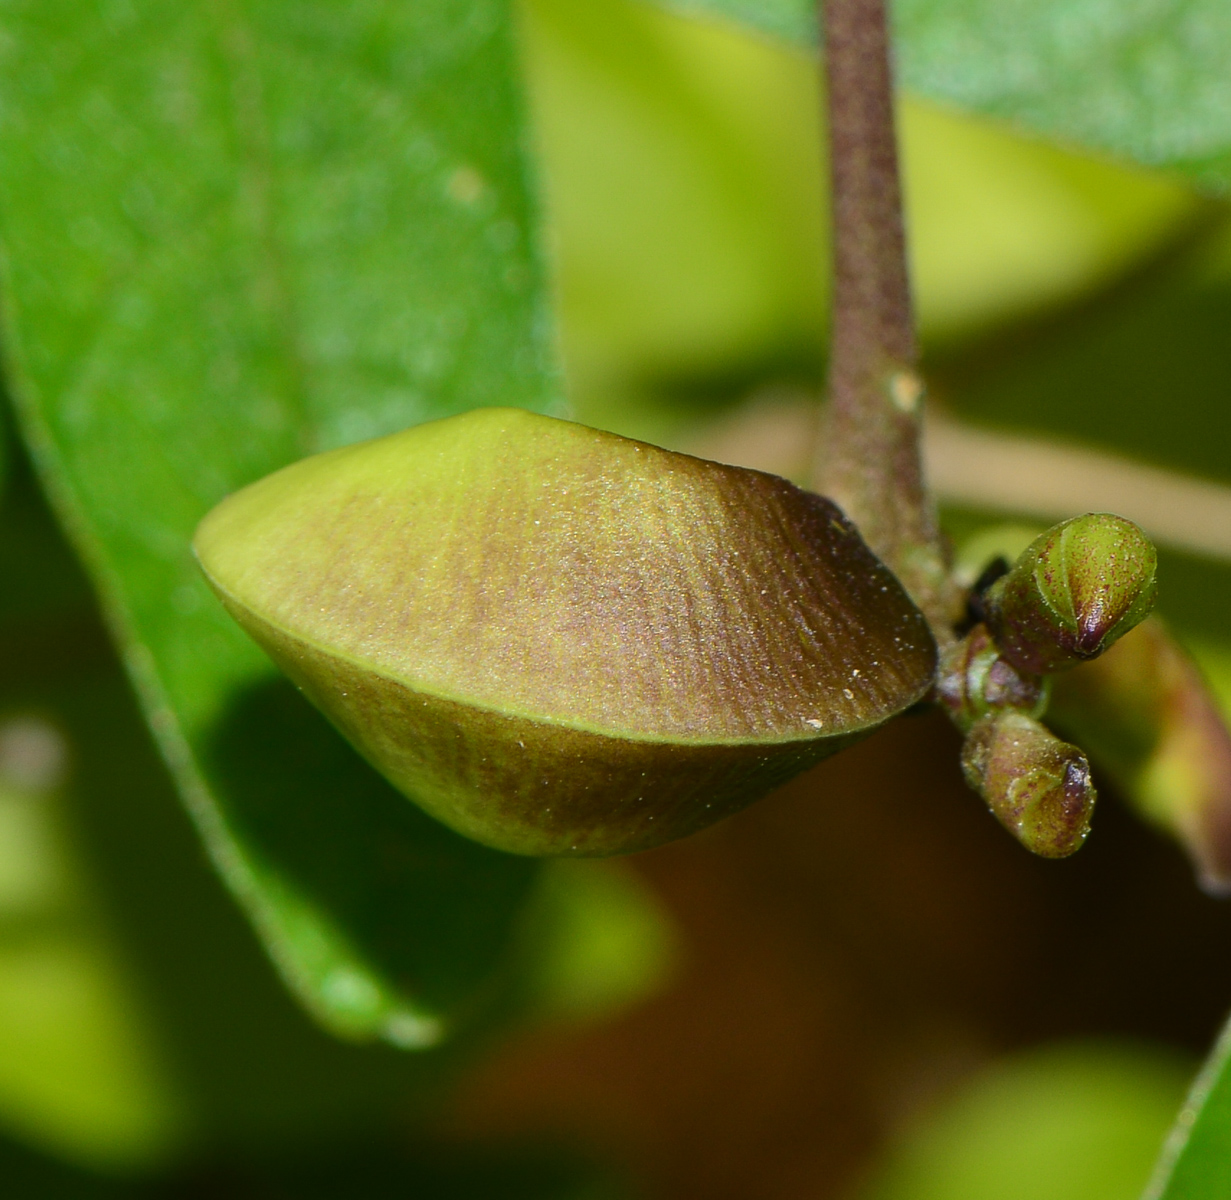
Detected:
[
  {"left": 194, "top": 408, "right": 936, "bottom": 857},
  {"left": 935, "top": 624, "right": 1047, "bottom": 734},
  {"left": 984, "top": 514, "right": 1157, "bottom": 674},
  {"left": 1049, "top": 617, "right": 1231, "bottom": 894},
  {"left": 961, "top": 711, "right": 1095, "bottom": 858}
]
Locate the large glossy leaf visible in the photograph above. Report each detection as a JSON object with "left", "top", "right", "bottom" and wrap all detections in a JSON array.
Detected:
[
  {"left": 0, "top": 0, "right": 558, "bottom": 1042},
  {"left": 649, "top": 0, "right": 1231, "bottom": 192}
]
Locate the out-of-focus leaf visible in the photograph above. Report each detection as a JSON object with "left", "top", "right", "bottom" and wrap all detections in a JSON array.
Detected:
[
  {"left": 527, "top": 0, "right": 1200, "bottom": 449},
  {"left": 523, "top": 860, "right": 677, "bottom": 1025},
  {"left": 1145, "top": 1021, "right": 1231, "bottom": 1200},
  {"left": 644, "top": 0, "right": 1231, "bottom": 191},
  {"left": 857, "top": 1041, "right": 1191, "bottom": 1200},
  {"left": 1188, "top": 639, "right": 1231, "bottom": 718},
  {"left": 0, "top": 0, "right": 555, "bottom": 1041},
  {"left": 0, "top": 745, "right": 185, "bottom": 1170},
  {"left": 522, "top": 0, "right": 830, "bottom": 438},
  {"left": 893, "top": 0, "right": 1231, "bottom": 194},
  {"left": 931, "top": 218, "right": 1231, "bottom": 491},
  {"left": 899, "top": 101, "right": 1200, "bottom": 344},
  {"left": 655, "top": 0, "right": 815, "bottom": 46}
]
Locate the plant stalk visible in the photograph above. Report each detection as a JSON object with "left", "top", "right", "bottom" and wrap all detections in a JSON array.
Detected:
[{"left": 812, "top": 0, "right": 954, "bottom": 637}]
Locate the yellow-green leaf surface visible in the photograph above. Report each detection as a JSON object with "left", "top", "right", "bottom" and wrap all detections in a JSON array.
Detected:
[
  {"left": 524, "top": 0, "right": 1199, "bottom": 454},
  {"left": 858, "top": 1040, "right": 1191, "bottom": 1200},
  {"left": 0, "top": 0, "right": 557, "bottom": 1042},
  {"left": 0, "top": 724, "right": 183, "bottom": 1171},
  {"left": 646, "top": 0, "right": 1231, "bottom": 192}
]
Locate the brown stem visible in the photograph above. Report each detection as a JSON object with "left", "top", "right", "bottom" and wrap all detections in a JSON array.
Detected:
[{"left": 812, "top": 0, "right": 954, "bottom": 636}]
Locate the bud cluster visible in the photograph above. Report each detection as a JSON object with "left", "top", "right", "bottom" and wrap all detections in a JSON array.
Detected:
[
  {"left": 935, "top": 623, "right": 1047, "bottom": 734},
  {"left": 943, "top": 514, "right": 1158, "bottom": 859}
]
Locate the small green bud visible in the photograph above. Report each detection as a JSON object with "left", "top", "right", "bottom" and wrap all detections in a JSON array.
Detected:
[
  {"left": 194, "top": 408, "right": 936, "bottom": 857},
  {"left": 1049, "top": 617, "right": 1231, "bottom": 895},
  {"left": 961, "top": 711, "right": 1095, "bottom": 858},
  {"left": 984, "top": 513, "right": 1157, "bottom": 675},
  {"left": 935, "top": 624, "right": 1048, "bottom": 734}
]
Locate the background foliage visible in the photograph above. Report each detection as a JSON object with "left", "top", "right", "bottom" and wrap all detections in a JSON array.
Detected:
[{"left": 0, "top": 0, "right": 1229, "bottom": 1195}]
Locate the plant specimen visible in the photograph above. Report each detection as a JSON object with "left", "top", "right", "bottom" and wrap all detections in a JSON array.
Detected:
[{"left": 0, "top": 0, "right": 1230, "bottom": 1194}]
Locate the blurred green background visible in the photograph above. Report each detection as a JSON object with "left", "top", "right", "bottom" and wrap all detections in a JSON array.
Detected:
[{"left": 1, "top": 0, "right": 1230, "bottom": 1196}]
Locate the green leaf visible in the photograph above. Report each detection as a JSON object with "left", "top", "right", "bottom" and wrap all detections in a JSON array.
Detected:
[
  {"left": 523, "top": 860, "right": 677, "bottom": 1025},
  {"left": 930, "top": 219, "right": 1231, "bottom": 493},
  {"left": 856, "top": 1040, "right": 1191, "bottom": 1200},
  {"left": 0, "top": 0, "right": 558, "bottom": 1042},
  {"left": 893, "top": 0, "right": 1231, "bottom": 193},
  {"left": 1145, "top": 1018, "right": 1231, "bottom": 1200},
  {"left": 0, "top": 753, "right": 186, "bottom": 1170},
  {"left": 652, "top": 0, "right": 816, "bottom": 49},
  {"left": 645, "top": 0, "right": 1231, "bottom": 192}
]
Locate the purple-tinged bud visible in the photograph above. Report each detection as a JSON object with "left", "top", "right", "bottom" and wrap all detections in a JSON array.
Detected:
[
  {"left": 985, "top": 514, "right": 1157, "bottom": 675},
  {"left": 1049, "top": 617, "right": 1231, "bottom": 895},
  {"left": 935, "top": 624, "right": 1048, "bottom": 734},
  {"left": 961, "top": 711, "right": 1096, "bottom": 859}
]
